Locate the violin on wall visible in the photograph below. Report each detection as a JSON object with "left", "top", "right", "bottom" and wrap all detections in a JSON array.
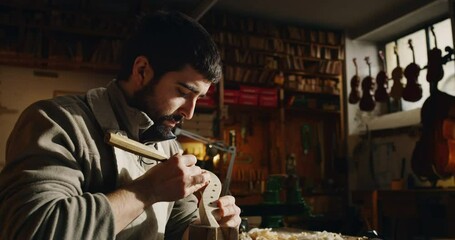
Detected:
[
  {"left": 402, "top": 39, "right": 422, "bottom": 102},
  {"left": 348, "top": 58, "right": 361, "bottom": 104},
  {"left": 426, "top": 26, "right": 444, "bottom": 84},
  {"left": 374, "top": 50, "right": 389, "bottom": 102},
  {"left": 359, "top": 57, "right": 375, "bottom": 111},
  {"left": 390, "top": 44, "right": 404, "bottom": 100}
]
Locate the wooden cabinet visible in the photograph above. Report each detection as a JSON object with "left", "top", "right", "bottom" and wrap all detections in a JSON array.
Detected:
[{"left": 352, "top": 190, "right": 455, "bottom": 239}]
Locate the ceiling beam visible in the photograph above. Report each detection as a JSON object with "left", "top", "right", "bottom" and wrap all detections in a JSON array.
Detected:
[
  {"left": 355, "top": 0, "right": 450, "bottom": 43},
  {"left": 190, "top": 0, "right": 218, "bottom": 21}
]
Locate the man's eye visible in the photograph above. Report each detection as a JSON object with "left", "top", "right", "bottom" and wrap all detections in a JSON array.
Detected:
[{"left": 178, "top": 89, "right": 191, "bottom": 98}]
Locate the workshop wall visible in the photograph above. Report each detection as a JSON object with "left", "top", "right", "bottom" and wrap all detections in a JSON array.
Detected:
[{"left": 0, "top": 66, "right": 112, "bottom": 168}]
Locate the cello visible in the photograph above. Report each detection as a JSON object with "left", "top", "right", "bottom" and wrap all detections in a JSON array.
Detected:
[
  {"left": 402, "top": 39, "right": 422, "bottom": 102},
  {"left": 359, "top": 57, "right": 375, "bottom": 111},
  {"left": 411, "top": 44, "right": 455, "bottom": 183},
  {"left": 374, "top": 50, "right": 389, "bottom": 102},
  {"left": 390, "top": 44, "right": 404, "bottom": 100},
  {"left": 348, "top": 58, "right": 361, "bottom": 104}
]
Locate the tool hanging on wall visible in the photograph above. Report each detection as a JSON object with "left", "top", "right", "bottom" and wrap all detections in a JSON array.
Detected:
[
  {"left": 402, "top": 39, "right": 423, "bottom": 102},
  {"left": 390, "top": 44, "right": 404, "bottom": 100},
  {"left": 348, "top": 58, "right": 361, "bottom": 104},
  {"left": 315, "top": 122, "right": 325, "bottom": 179},
  {"left": 300, "top": 124, "right": 311, "bottom": 156},
  {"left": 359, "top": 57, "right": 376, "bottom": 111},
  {"left": 374, "top": 50, "right": 389, "bottom": 102}
]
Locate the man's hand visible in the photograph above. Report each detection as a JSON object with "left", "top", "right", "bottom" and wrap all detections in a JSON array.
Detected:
[
  {"left": 138, "top": 153, "right": 211, "bottom": 204},
  {"left": 107, "top": 153, "right": 210, "bottom": 233},
  {"left": 213, "top": 195, "right": 241, "bottom": 228}
]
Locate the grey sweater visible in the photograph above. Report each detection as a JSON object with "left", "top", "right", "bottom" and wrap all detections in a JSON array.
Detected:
[{"left": 0, "top": 80, "right": 198, "bottom": 240}]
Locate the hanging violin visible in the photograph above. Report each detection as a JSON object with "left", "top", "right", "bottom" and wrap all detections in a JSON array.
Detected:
[
  {"left": 390, "top": 44, "right": 404, "bottom": 100},
  {"left": 374, "top": 50, "right": 389, "bottom": 102},
  {"left": 348, "top": 58, "right": 361, "bottom": 104},
  {"left": 426, "top": 26, "right": 444, "bottom": 84},
  {"left": 359, "top": 57, "right": 375, "bottom": 111},
  {"left": 402, "top": 39, "right": 422, "bottom": 102}
]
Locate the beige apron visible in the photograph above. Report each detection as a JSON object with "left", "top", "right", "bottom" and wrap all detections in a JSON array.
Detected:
[{"left": 114, "top": 138, "right": 170, "bottom": 240}]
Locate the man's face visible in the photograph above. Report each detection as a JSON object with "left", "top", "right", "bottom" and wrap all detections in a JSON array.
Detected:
[{"left": 133, "top": 65, "right": 212, "bottom": 140}]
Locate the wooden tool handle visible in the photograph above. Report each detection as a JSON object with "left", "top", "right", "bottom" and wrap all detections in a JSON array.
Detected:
[{"left": 105, "top": 132, "right": 168, "bottom": 161}]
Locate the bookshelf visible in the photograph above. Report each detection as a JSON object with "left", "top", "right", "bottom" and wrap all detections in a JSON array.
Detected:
[
  {"left": 0, "top": 2, "right": 129, "bottom": 73},
  {"left": 200, "top": 12, "right": 347, "bottom": 206}
]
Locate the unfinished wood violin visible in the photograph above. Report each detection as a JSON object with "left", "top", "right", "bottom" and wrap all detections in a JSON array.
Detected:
[
  {"left": 348, "top": 58, "right": 361, "bottom": 104},
  {"left": 359, "top": 57, "right": 375, "bottom": 111},
  {"left": 402, "top": 39, "right": 422, "bottom": 102},
  {"left": 374, "top": 50, "right": 389, "bottom": 102}
]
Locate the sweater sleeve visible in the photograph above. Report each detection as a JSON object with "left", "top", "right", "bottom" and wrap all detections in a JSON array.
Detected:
[
  {"left": 164, "top": 194, "right": 199, "bottom": 240},
  {"left": 0, "top": 99, "right": 116, "bottom": 240}
]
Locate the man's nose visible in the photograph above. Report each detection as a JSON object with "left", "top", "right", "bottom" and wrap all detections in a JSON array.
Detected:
[{"left": 180, "top": 98, "right": 197, "bottom": 120}]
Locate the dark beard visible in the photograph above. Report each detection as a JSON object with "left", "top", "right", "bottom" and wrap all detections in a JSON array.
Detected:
[
  {"left": 129, "top": 80, "right": 178, "bottom": 142},
  {"left": 140, "top": 114, "right": 183, "bottom": 142}
]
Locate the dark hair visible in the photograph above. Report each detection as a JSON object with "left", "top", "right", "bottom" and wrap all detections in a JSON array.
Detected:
[{"left": 117, "top": 11, "right": 222, "bottom": 84}]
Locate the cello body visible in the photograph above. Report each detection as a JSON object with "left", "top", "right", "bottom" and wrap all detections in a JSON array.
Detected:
[{"left": 412, "top": 90, "right": 455, "bottom": 182}]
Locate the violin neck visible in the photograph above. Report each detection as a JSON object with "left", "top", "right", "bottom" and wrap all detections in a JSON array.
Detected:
[
  {"left": 395, "top": 52, "right": 400, "bottom": 67},
  {"left": 431, "top": 26, "right": 438, "bottom": 49}
]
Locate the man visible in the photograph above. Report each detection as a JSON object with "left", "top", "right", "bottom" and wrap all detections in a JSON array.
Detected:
[{"left": 0, "top": 11, "right": 241, "bottom": 240}]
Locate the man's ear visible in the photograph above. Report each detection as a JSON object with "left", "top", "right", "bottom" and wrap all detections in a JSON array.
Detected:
[{"left": 132, "top": 56, "right": 154, "bottom": 88}]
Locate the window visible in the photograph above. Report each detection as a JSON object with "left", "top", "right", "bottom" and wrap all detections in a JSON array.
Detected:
[{"left": 385, "top": 18, "right": 454, "bottom": 111}]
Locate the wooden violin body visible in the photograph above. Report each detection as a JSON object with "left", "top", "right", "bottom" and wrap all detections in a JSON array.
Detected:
[
  {"left": 402, "top": 62, "right": 422, "bottom": 102},
  {"left": 374, "top": 51, "right": 389, "bottom": 102},
  {"left": 402, "top": 39, "right": 422, "bottom": 102},
  {"left": 359, "top": 57, "right": 375, "bottom": 111},
  {"left": 390, "top": 45, "right": 404, "bottom": 100},
  {"left": 348, "top": 58, "right": 361, "bottom": 104},
  {"left": 412, "top": 90, "right": 455, "bottom": 182},
  {"left": 427, "top": 26, "right": 444, "bottom": 83}
]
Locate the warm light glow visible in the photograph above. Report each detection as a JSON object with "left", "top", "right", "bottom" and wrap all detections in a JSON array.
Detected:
[
  {"left": 212, "top": 154, "right": 220, "bottom": 167},
  {"left": 180, "top": 142, "right": 206, "bottom": 160}
]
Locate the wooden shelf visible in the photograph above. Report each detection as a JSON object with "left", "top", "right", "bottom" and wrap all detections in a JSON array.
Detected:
[
  {"left": 285, "top": 107, "right": 340, "bottom": 116},
  {"left": 0, "top": 2, "right": 129, "bottom": 74},
  {"left": 0, "top": 56, "right": 119, "bottom": 73},
  {"left": 224, "top": 104, "right": 280, "bottom": 114}
]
